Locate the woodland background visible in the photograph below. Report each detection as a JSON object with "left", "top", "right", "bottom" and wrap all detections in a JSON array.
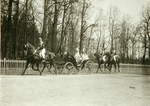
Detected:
[{"left": 1, "top": 0, "right": 150, "bottom": 64}]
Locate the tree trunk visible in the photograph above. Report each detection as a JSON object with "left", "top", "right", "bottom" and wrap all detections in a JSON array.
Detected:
[
  {"left": 79, "top": 0, "right": 85, "bottom": 53},
  {"left": 110, "top": 20, "right": 114, "bottom": 54},
  {"left": 143, "top": 33, "right": 147, "bottom": 64},
  {"left": 51, "top": 1, "right": 58, "bottom": 53},
  {"left": 4, "top": 0, "right": 13, "bottom": 58},
  {"left": 24, "top": 0, "right": 28, "bottom": 43},
  {"left": 13, "top": 0, "right": 19, "bottom": 59},
  {"left": 59, "top": 2, "right": 66, "bottom": 54},
  {"left": 149, "top": 37, "right": 150, "bottom": 60},
  {"left": 41, "top": 0, "right": 48, "bottom": 37}
]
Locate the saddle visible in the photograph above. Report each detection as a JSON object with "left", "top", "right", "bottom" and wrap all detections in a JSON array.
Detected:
[{"left": 102, "top": 55, "right": 107, "bottom": 62}]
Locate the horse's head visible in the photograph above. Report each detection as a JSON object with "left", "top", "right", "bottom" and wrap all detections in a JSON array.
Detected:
[
  {"left": 94, "top": 52, "right": 102, "bottom": 58},
  {"left": 94, "top": 52, "right": 105, "bottom": 63},
  {"left": 24, "top": 42, "right": 36, "bottom": 55}
]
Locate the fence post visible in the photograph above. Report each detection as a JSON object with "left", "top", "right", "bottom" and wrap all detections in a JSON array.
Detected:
[
  {"left": 0, "top": 59, "right": 1, "bottom": 74},
  {"left": 4, "top": 58, "right": 6, "bottom": 75}
]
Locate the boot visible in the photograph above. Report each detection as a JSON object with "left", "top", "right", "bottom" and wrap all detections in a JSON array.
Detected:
[{"left": 42, "top": 57, "right": 46, "bottom": 63}]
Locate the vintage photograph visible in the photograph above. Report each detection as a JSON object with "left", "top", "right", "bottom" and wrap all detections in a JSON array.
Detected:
[{"left": 1, "top": 0, "right": 150, "bottom": 106}]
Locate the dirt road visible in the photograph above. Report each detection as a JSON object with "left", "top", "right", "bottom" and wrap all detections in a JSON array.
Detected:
[{"left": 0, "top": 74, "right": 150, "bottom": 106}]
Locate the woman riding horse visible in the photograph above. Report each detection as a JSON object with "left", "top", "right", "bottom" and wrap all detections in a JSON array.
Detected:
[{"left": 22, "top": 42, "right": 56, "bottom": 75}]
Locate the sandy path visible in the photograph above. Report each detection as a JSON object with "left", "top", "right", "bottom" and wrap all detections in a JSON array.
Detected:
[{"left": 0, "top": 74, "right": 150, "bottom": 106}]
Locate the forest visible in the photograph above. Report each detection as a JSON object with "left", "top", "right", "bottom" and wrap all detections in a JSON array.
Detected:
[{"left": 1, "top": 0, "right": 150, "bottom": 64}]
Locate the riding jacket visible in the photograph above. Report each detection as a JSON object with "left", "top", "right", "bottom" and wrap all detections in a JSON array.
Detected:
[{"left": 38, "top": 41, "right": 45, "bottom": 50}]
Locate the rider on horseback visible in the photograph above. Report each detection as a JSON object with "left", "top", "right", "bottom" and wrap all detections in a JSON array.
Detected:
[{"left": 38, "top": 37, "right": 46, "bottom": 62}]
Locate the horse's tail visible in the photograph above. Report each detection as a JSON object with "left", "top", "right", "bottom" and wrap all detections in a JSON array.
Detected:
[
  {"left": 47, "top": 52, "right": 56, "bottom": 59},
  {"left": 32, "top": 63, "right": 39, "bottom": 71}
]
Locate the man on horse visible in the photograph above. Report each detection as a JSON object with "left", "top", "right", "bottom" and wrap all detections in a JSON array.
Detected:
[{"left": 38, "top": 37, "right": 46, "bottom": 62}]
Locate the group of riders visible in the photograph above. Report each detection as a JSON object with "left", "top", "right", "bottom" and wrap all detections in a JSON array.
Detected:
[{"left": 35, "top": 37, "right": 118, "bottom": 64}]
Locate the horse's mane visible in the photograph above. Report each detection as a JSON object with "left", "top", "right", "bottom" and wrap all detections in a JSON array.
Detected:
[
  {"left": 27, "top": 42, "right": 35, "bottom": 50},
  {"left": 26, "top": 42, "right": 36, "bottom": 55},
  {"left": 94, "top": 53, "right": 103, "bottom": 58}
]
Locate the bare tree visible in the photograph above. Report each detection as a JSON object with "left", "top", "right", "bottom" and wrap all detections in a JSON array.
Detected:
[
  {"left": 119, "top": 15, "right": 132, "bottom": 62},
  {"left": 130, "top": 25, "right": 140, "bottom": 62},
  {"left": 79, "top": 0, "right": 91, "bottom": 53},
  {"left": 108, "top": 6, "right": 120, "bottom": 53},
  {"left": 140, "top": 4, "right": 150, "bottom": 63}
]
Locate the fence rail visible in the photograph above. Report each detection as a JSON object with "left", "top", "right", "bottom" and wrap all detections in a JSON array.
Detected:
[
  {"left": 0, "top": 59, "right": 150, "bottom": 75},
  {"left": 0, "top": 59, "right": 26, "bottom": 75}
]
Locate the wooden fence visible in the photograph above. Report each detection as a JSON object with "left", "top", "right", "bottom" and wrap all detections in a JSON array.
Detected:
[
  {"left": 0, "top": 58, "right": 150, "bottom": 75},
  {"left": 0, "top": 59, "right": 27, "bottom": 75}
]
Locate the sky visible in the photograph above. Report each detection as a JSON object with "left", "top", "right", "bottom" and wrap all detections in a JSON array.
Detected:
[{"left": 89, "top": 0, "right": 150, "bottom": 23}]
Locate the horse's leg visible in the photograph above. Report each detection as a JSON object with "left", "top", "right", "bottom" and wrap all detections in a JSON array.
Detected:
[
  {"left": 22, "top": 61, "right": 29, "bottom": 75},
  {"left": 96, "top": 64, "right": 99, "bottom": 73},
  {"left": 118, "top": 62, "right": 120, "bottom": 72},
  {"left": 50, "top": 60, "right": 58, "bottom": 74},
  {"left": 109, "top": 64, "right": 112, "bottom": 73},
  {"left": 106, "top": 63, "right": 110, "bottom": 70},
  {"left": 46, "top": 63, "right": 51, "bottom": 72},
  {"left": 41, "top": 63, "right": 46, "bottom": 73},
  {"left": 32, "top": 63, "right": 39, "bottom": 71},
  {"left": 49, "top": 60, "right": 52, "bottom": 69},
  {"left": 36, "top": 63, "right": 42, "bottom": 75},
  {"left": 104, "top": 63, "right": 106, "bottom": 72},
  {"left": 96, "top": 63, "right": 100, "bottom": 73},
  {"left": 114, "top": 63, "right": 116, "bottom": 72}
]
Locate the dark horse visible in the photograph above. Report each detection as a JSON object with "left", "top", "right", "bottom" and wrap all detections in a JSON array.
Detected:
[
  {"left": 22, "top": 42, "right": 55, "bottom": 75},
  {"left": 94, "top": 52, "right": 120, "bottom": 73},
  {"left": 94, "top": 52, "right": 109, "bottom": 73},
  {"left": 106, "top": 53, "right": 120, "bottom": 72}
]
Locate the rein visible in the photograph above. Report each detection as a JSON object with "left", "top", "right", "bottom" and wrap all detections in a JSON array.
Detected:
[{"left": 26, "top": 43, "right": 40, "bottom": 58}]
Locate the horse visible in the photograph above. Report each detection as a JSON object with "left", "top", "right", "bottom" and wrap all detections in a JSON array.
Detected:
[
  {"left": 22, "top": 42, "right": 56, "bottom": 75},
  {"left": 106, "top": 54, "right": 120, "bottom": 72},
  {"left": 94, "top": 52, "right": 109, "bottom": 73}
]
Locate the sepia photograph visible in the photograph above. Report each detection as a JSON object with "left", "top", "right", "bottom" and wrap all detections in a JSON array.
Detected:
[{"left": 0, "top": 0, "right": 150, "bottom": 106}]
